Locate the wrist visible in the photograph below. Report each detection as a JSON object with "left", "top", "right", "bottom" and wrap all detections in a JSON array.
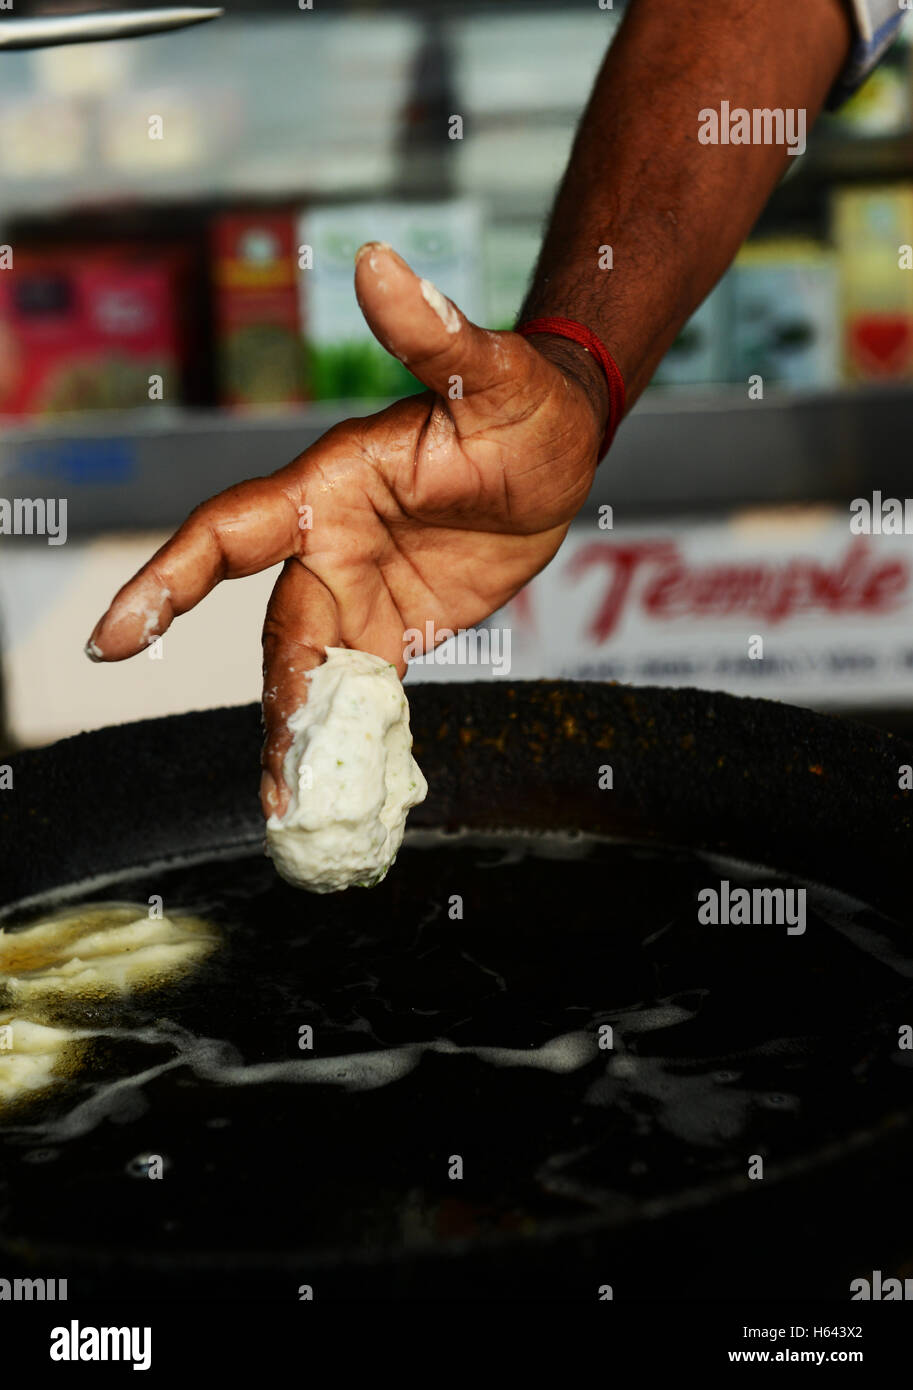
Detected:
[{"left": 521, "top": 330, "right": 611, "bottom": 457}]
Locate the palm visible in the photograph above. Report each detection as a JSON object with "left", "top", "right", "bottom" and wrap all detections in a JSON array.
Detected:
[{"left": 291, "top": 347, "right": 597, "bottom": 658}]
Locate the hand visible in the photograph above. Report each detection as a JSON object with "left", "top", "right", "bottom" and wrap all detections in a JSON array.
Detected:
[{"left": 86, "top": 243, "right": 610, "bottom": 818}]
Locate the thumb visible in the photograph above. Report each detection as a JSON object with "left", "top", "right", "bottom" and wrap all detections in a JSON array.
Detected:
[{"left": 353, "top": 241, "right": 512, "bottom": 404}]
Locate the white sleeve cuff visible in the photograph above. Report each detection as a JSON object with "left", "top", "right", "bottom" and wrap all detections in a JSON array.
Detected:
[{"left": 831, "top": 0, "right": 908, "bottom": 106}]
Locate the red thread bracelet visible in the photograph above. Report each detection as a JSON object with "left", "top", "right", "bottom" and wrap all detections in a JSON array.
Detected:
[{"left": 516, "top": 316, "right": 625, "bottom": 458}]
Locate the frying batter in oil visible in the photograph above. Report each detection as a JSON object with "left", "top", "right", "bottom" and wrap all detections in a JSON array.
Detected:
[
  {"left": 0, "top": 903, "right": 217, "bottom": 1108},
  {"left": 266, "top": 647, "right": 427, "bottom": 893}
]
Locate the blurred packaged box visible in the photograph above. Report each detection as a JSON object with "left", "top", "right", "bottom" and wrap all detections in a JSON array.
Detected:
[
  {"left": 831, "top": 185, "right": 913, "bottom": 380},
  {"left": 299, "top": 200, "right": 483, "bottom": 399},
  {"left": 211, "top": 210, "right": 306, "bottom": 411},
  {"left": 729, "top": 240, "right": 840, "bottom": 388},
  {"left": 0, "top": 96, "right": 90, "bottom": 176},
  {"left": 653, "top": 281, "right": 730, "bottom": 387},
  {"left": 101, "top": 89, "right": 209, "bottom": 172},
  {"left": 0, "top": 246, "right": 192, "bottom": 416},
  {"left": 825, "top": 31, "right": 912, "bottom": 138}
]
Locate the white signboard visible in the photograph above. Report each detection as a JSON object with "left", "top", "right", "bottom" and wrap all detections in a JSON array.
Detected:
[{"left": 408, "top": 508, "right": 913, "bottom": 708}]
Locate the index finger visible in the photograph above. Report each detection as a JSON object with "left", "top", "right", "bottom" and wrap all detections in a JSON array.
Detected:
[{"left": 85, "top": 474, "right": 307, "bottom": 661}]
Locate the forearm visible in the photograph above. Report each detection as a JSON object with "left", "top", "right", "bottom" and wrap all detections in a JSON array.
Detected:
[{"left": 519, "top": 0, "right": 852, "bottom": 419}]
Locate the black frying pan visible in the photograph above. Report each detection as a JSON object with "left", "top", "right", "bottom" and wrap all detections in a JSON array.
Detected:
[
  {"left": 1, "top": 682, "right": 912, "bottom": 1300},
  {"left": 3, "top": 680, "right": 910, "bottom": 913}
]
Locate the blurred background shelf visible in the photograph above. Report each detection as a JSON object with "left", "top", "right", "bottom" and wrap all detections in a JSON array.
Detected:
[
  {"left": 1, "top": 4, "right": 911, "bottom": 424},
  {"left": 3, "top": 383, "right": 912, "bottom": 532}
]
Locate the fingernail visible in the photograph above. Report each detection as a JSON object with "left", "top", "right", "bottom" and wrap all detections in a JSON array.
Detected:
[
  {"left": 355, "top": 239, "right": 393, "bottom": 265},
  {"left": 84, "top": 637, "right": 104, "bottom": 663}
]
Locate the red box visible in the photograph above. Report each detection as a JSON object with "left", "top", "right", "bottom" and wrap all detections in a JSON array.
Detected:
[
  {"left": 0, "top": 247, "right": 189, "bottom": 416},
  {"left": 211, "top": 210, "right": 305, "bottom": 409}
]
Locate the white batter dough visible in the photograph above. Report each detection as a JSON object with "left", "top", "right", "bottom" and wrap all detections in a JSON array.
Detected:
[
  {"left": 266, "top": 647, "right": 427, "bottom": 893},
  {"left": 0, "top": 1014, "right": 77, "bottom": 1108},
  {"left": 0, "top": 903, "right": 217, "bottom": 1108},
  {"left": 0, "top": 904, "right": 217, "bottom": 1002}
]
